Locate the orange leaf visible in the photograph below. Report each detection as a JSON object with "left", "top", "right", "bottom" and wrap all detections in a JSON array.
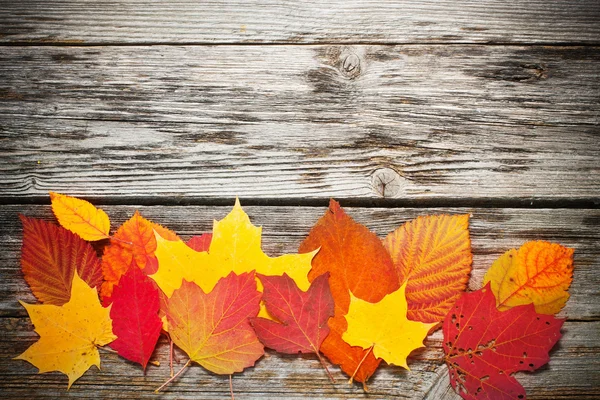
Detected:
[
  {"left": 483, "top": 241, "right": 574, "bottom": 314},
  {"left": 384, "top": 214, "right": 472, "bottom": 323},
  {"left": 299, "top": 199, "right": 399, "bottom": 384},
  {"left": 49, "top": 192, "right": 110, "bottom": 241},
  {"left": 100, "top": 211, "right": 178, "bottom": 301}
]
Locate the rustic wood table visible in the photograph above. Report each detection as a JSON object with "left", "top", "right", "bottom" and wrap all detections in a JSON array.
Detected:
[{"left": 1, "top": 1, "right": 599, "bottom": 399}]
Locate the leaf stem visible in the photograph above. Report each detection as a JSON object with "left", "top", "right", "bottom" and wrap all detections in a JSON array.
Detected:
[
  {"left": 155, "top": 359, "right": 191, "bottom": 393},
  {"left": 315, "top": 351, "right": 335, "bottom": 383},
  {"left": 169, "top": 337, "right": 174, "bottom": 377},
  {"left": 348, "top": 345, "right": 373, "bottom": 386},
  {"left": 229, "top": 375, "right": 235, "bottom": 400}
]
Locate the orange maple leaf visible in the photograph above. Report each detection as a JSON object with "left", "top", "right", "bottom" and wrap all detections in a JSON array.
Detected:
[
  {"left": 299, "top": 199, "right": 399, "bottom": 385},
  {"left": 384, "top": 214, "right": 472, "bottom": 323},
  {"left": 100, "top": 211, "right": 178, "bottom": 301}
]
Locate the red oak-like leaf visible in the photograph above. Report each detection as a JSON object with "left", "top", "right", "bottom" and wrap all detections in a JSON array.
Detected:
[
  {"left": 299, "top": 199, "right": 399, "bottom": 384},
  {"left": 251, "top": 272, "right": 334, "bottom": 355},
  {"left": 443, "top": 283, "right": 564, "bottom": 400},
  {"left": 109, "top": 262, "right": 162, "bottom": 370},
  {"left": 20, "top": 215, "right": 103, "bottom": 305},
  {"left": 164, "top": 271, "right": 264, "bottom": 375},
  {"left": 186, "top": 233, "right": 212, "bottom": 252}
]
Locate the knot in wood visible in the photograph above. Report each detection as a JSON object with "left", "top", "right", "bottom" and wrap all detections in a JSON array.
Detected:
[
  {"left": 372, "top": 168, "right": 404, "bottom": 198},
  {"left": 341, "top": 53, "right": 361, "bottom": 79}
]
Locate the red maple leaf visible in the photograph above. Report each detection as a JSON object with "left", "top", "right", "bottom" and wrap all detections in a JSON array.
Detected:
[
  {"left": 443, "top": 283, "right": 564, "bottom": 400},
  {"left": 251, "top": 273, "right": 334, "bottom": 378},
  {"left": 20, "top": 215, "right": 103, "bottom": 305},
  {"left": 109, "top": 262, "right": 162, "bottom": 371},
  {"left": 163, "top": 272, "right": 264, "bottom": 375}
]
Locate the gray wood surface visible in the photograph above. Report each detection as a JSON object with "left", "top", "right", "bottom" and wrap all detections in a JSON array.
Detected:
[
  {"left": 1, "top": 0, "right": 599, "bottom": 45},
  {"left": 0, "top": 205, "right": 598, "bottom": 399},
  {"left": 1, "top": 45, "right": 598, "bottom": 203}
]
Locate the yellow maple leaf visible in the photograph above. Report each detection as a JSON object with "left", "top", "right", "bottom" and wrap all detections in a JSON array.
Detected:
[
  {"left": 342, "top": 282, "right": 436, "bottom": 370},
  {"left": 484, "top": 241, "right": 574, "bottom": 314},
  {"left": 50, "top": 192, "right": 110, "bottom": 241},
  {"left": 150, "top": 199, "right": 316, "bottom": 315},
  {"left": 15, "top": 271, "right": 116, "bottom": 388}
]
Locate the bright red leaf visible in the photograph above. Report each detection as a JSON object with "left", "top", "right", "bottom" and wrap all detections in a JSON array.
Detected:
[
  {"left": 186, "top": 233, "right": 212, "bottom": 252},
  {"left": 443, "top": 283, "right": 564, "bottom": 400},
  {"left": 299, "top": 199, "right": 399, "bottom": 384},
  {"left": 109, "top": 262, "right": 162, "bottom": 371},
  {"left": 250, "top": 273, "right": 334, "bottom": 376},
  {"left": 20, "top": 215, "right": 102, "bottom": 305}
]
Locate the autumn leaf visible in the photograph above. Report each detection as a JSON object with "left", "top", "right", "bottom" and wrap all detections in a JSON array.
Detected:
[
  {"left": 163, "top": 271, "right": 264, "bottom": 375},
  {"left": 15, "top": 271, "right": 116, "bottom": 388},
  {"left": 443, "top": 284, "right": 564, "bottom": 400},
  {"left": 484, "top": 241, "right": 574, "bottom": 315},
  {"left": 100, "top": 211, "right": 178, "bottom": 301},
  {"left": 250, "top": 273, "right": 334, "bottom": 379},
  {"left": 151, "top": 199, "right": 315, "bottom": 303},
  {"left": 49, "top": 192, "right": 110, "bottom": 241},
  {"left": 109, "top": 262, "right": 162, "bottom": 371},
  {"left": 19, "top": 215, "right": 103, "bottom": 306},
  {"left": 298, "top": 199, "right": 399, "bottom": 384},
  {"left": 186, "top": 233, "right": 212, "bottom": 251},
  {"left": 384, "top": 214, "right": 472, "bottom": 323},
  {"left": 343, "top": 282, "right": 436, "bottom": 370}
]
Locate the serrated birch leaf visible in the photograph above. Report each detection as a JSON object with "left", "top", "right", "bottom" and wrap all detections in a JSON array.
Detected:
[{"left": 483, "top": 241, "right": 574, "bottom": 314}]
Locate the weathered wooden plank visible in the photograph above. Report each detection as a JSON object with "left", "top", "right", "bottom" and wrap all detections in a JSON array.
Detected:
[
  {"left": 1, "top": 205, "right": 598, "bottom": 320},
  {"left": 0, "top": 317, "right": 597, "bottom": 399},
  {"left": 1, "top": 45, "right": 598, "bottom": 201},
  {"left": 0, "top": 0, "right": 599, "bottom": 45}
]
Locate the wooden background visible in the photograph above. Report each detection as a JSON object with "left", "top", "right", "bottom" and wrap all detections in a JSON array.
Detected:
[{"left": 0, "top": 1, "right": 598, "bottom": 398}]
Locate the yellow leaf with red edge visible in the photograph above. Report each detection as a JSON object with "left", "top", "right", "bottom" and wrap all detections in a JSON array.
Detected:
[
  {"left": 483, "top": 241, "right": 574, "bottom": 314},
  {"left": 163, "top": 272, "right": 264, "bottom": 374},
  {"left": 343, "top": 282, "right": 435, "bottom": 369},
  {"left": 49, "top": 192, "right": 110, "bottom": 241},
  {"left": 150, "top": 199, "right": 316, "bottom": 318},
  {"left": 100, "top": 211, "right": 178, "bottom": 301},
  {"left": 384, "top": 214, "right": 472, "bottom": 323},
  {"left": 15, "top": 271, "right": 116, "bottom": 388}
]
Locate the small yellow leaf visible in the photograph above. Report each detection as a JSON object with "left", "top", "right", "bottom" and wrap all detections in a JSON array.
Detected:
[
  {"left": 150, "top": 199, "right": 316, "bottom": 317},
  {"left": 342, "top": 282, "right": 436, "bottom": 369},
  {"left": 15, "top": 271, "right": 116, "bottom": 388},
  {"left": 484, "top": 241, "right": 574, "bottom": 314},
  {"left": 50, "top": 192, "right": 110, "bottom": 241}
]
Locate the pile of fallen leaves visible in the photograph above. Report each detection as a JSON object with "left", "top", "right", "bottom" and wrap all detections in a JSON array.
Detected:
[{"left": 15, "top": 193, "right": 574, "bottom": 398}]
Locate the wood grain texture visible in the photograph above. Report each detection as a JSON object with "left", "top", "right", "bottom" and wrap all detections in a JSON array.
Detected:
[
  {"left": 1, "top": 45, "right": 598, "bottom": 202},
  {"left": 1, "top": 205, "right": 598, "bottom": 399},
  {"left": 0, "top": 0, "right": 599, "bottom": 45}
]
